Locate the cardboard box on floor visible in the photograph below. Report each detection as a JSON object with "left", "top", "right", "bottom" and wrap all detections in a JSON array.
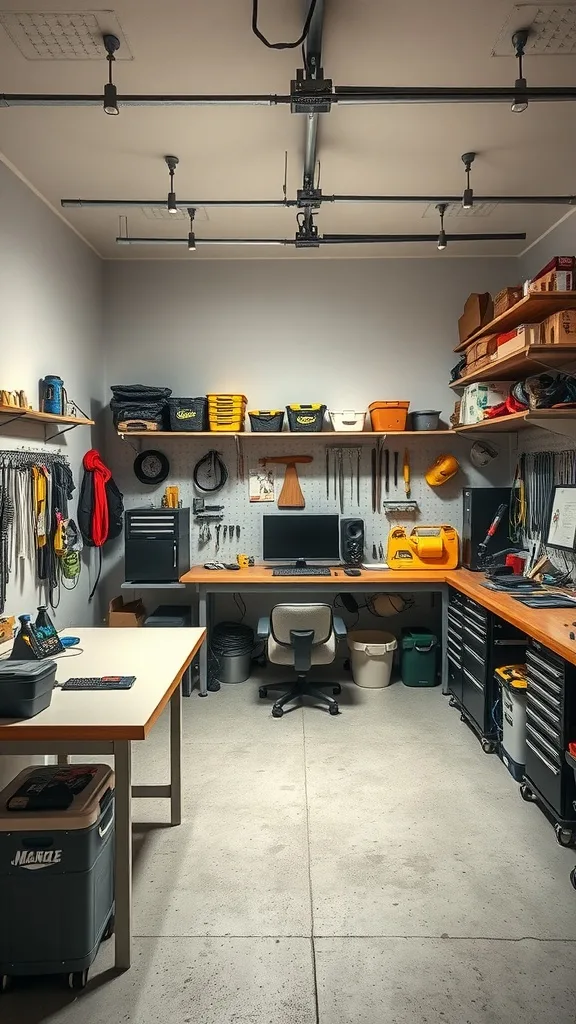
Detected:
[{"left": 108, "top": 596, "right": 147, "bottom": 627}]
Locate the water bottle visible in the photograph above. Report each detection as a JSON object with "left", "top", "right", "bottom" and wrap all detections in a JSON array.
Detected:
[{"left": 40, "top": 375, "right": 64, "bottom": 415}]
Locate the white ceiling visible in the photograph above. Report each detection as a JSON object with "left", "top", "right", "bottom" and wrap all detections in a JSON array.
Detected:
[{"left": 1, "top": 0, "right": 576, "bottom": 259}]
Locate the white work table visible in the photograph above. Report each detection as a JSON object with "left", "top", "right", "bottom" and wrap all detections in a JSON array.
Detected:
[{"left": 0, "top": 626, "right": 206, "bottom": 971}]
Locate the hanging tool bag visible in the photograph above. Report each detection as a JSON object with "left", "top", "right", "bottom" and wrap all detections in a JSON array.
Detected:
[
  {"left": 168, "top": 397, "right": 208, "bottom": 431},
  {"left": 286, "top": 404, "right": 326, "bottom": 432},
  {"left": 248, "top": 410, "right": 285, "bottom": 432}
]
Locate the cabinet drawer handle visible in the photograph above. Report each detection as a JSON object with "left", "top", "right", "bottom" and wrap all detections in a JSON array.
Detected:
[
  {"left": 526, "top": 739, "right": 560, "bottom": 776},
  {"left": 526, "top": 707, "right": 560, "bottom": 742},
  {"left": 527, "top": 665, "right": 562, "bottom": 696},
  {"left": 463, "top": 667, "right": 483, "bottom": 691},
  {"left": 463, "top": 622, "right": 486, "bottom": 642},
  {"left": 525, "top": 723, "right": 561, "bottom": 764},
  {"left": 528, "top": 679, "right": 561, "bottom": 709},
  {"left": 447, "top": 625, "right": 460, "bottom": 643},
  {"left": 462, "top": 642, "right": 484, "bottom": 665},
  {"left": 526, "top": 692, "right": 561, "bottom": 725},
  {"left": 527, "top": 650, "right": 563, "bottom": 680}
]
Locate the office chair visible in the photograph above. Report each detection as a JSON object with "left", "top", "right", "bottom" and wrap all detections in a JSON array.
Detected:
[{"left": 257, "top": 603, "right": 347, "bottom": 717}]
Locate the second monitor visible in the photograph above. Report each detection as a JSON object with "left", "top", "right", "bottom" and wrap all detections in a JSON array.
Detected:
[{"left": 263, "top": 514, "right": 340, "bottom": 567}]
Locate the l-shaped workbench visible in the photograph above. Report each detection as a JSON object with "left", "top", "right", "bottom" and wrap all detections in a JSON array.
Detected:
[{"left": 179, "top": 565, "right": 576, "bottom": 695}]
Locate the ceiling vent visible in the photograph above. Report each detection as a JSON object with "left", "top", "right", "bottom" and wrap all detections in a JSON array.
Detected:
[
  {"left": 0, "top": 10, "right": 132, "bottom": 60},
  {"left": 492, "top": 5, "right": 576, "bottom": 56},
  {"left": 422, "top": 202, "right": 498, "bottom": 219},
  {"left": 139, "top": 207, "right": 209, "bottom": 222}
]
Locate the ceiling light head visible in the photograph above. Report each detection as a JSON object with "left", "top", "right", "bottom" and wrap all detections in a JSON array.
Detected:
[
  {"left": 103, "top": 34, "right": 120, "bottom": 116},
  {"left": 511, "top": 29, "right": 530, "bottom": 113},
  {"left": 436, "top": 203, "right": 448, "bottom": 251},
  {"left": 461, "top": 152, "right": 475, "bottom": 209},
  {"left": 187, "top": 207, "right": 196, "bottom": 251},
  {"left": 165, "top": 155, "right": 179, "bottom": 213}
]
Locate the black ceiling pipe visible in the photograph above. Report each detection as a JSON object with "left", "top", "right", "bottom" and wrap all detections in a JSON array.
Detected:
[
  {"left": 302, "top": 0, "right": 325, "bottom": 191},
  {"left": 116, "top": 231, "right": 526, "bottom": 246},
  {"left": 63, "top": 194, "right": 576, "bottom": 209}
]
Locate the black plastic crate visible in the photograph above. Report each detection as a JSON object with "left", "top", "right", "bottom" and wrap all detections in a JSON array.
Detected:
[
  {"left": 248, "top": 410, "right": 285, "bottom": 432},
  {"left": 286, "top": 404, "right": 326, "bottom": 432},
  {"left": 168, "top": 397, "right": 208, "bottom": 432}
]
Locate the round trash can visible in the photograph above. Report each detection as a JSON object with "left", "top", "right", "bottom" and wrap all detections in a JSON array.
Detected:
[{"left": 348, "top": 630, "right": 397, "bottom": 688}]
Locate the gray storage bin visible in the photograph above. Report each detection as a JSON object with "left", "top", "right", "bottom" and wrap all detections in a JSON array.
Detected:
[
  {"left": 0, "top": 764, "right": 115, "bottom": 986},
  {"left": 0, "top": 660, "right": 57, "bottom": 719}
]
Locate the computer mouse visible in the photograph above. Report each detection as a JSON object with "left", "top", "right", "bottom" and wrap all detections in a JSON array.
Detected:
[{"left": 344, "top": 567, "right": 362, "bottom": 577}]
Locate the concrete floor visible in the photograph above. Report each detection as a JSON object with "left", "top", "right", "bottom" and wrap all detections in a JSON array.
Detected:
[{"left": 3, "top": 670, "right": 576, "bottom": 1022}]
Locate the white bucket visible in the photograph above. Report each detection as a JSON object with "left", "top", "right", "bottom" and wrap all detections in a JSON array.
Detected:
[{"left": 348, "top": 630, "right": 397, "bottom": 688}]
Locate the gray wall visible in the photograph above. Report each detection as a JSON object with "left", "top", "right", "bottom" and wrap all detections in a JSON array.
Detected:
[{"left": 520, "top": 211, "right": 576, "bottom": 280}]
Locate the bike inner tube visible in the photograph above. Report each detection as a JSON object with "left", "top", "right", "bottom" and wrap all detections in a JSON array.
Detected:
[{"left": 193, "top": 450, "right": 228, "bottom": 492}]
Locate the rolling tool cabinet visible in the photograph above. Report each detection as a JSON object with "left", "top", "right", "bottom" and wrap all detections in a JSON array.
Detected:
[
  {"left": 520, "top": 640, "right": 576, "bottom": 847},
  {"left": 447, "top": 588, "right": 527, "bottom": 753}
]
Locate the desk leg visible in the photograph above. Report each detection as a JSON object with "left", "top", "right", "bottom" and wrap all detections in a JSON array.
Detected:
[
  {"left": 441, "top": 587, "right": 449, "bottom": 695},
  {"left": 198, "top": 586, "right": 208, "bottom": 696},
  {"left": 170, "top": 682, "right": 182, "bottom": 826},
  {"left": 113, "top": 740, "right": 133, "bottom": 970}
]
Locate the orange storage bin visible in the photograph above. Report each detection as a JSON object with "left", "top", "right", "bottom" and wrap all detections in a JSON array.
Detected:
[{"left": 369, "top": 401, "right": 410, "bottom": 431}]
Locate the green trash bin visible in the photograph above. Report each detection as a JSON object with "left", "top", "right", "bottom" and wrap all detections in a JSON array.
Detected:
[{"left": 401, "top": 627, "right": 439, "bottom": 687}]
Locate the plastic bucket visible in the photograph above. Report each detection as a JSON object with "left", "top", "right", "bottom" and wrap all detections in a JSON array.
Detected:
[
  {"left": 411, "top": 410, "right": 441, "bottom": 431},
  {"left": 348, "top": 630, "right": 397, "bottom": 688}
]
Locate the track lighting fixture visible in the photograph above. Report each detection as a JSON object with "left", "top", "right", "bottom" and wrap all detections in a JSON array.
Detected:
[
  {"left": 461, "top": 152, "right": 475, "bottom": 209},
  {"left": 436, "top": 203, "right": 447, "bottom": 251},
  {"left": 187, "top": 208, "right": 196, "bottom": 251},
  {"left": 165, "top": 156, "right": 179, "bottom": 213},
  {"left": 103, "top": 34, "right": 120, "bottom": 115},
  {"left": 511, "top": 29, "right": 529, "bottom": 113}
]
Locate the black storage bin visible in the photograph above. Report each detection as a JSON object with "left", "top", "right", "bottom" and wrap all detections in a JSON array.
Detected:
[
  {"left": 0, "top": 764, "right": 115, "bottom": 984},
  {"left": 110, "top": 399, "right": 168, "bottom": 429},
  {"left": 168, "top": 397, "right": 208, "bottom": 432},
  {"left": 248, "top": 410, "right": 285, "bottom": 432},
  {"left": 110, "top": 384, "right": 172, "bottom": 402},
  {"left": 286, "top": 404, "right": 326, "bottom": 432},
  {"left": 0, "top": 661, "right": 56, "bottom": 719}
]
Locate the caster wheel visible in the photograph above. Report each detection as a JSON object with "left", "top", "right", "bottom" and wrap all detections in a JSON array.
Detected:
[
  {"left": 343, "top": 658, "right": 351, "bottom": 672},
  {"left": 481, "top": 738, "right": 495, "bottom": 754},
  {"left": 460, "top": 713, "right": 466, "bottom": 723},
  {"left": 520, "top": 783, "right": 536, "bottom": 803},
  {"left": 271, "top": 706, "right": 283, "bottom": 718},
  {"left": 329, "top": 703, "right": 340, "bottom": 716},
  {"left": 68, "top": 969, "right": 89, "bottom": 991},
  {"left": 332, "top": 685, "right": 341, "bottom": 695},
  {"left": 570, "top": 867, "right": 576, "bottom": 891},
  {"left": 449, "top": 696, "right": 457, "bottom": 708},
  {"left": 0, "top": 975, "right": 10, "bottom": 994},
  {"left": 555, "top": 824, "right": 575, "bottom": 848},
  {"left": 102, "top": 914, "right": 115, "bottom": 941},
  {"left": 258, "top": 687, "right": 268, "bottom": 699}
]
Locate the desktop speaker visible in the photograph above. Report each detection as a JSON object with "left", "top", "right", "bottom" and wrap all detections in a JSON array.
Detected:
[{"left": 340, "top": 518, "right": 364, "bottom": 566}]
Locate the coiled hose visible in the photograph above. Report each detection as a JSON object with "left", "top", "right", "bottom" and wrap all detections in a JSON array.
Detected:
[{"left": 209, "top": 622, "right": 255, "bottom": 686}]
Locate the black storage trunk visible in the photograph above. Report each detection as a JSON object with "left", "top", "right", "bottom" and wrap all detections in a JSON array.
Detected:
[
  {"left": 168, "top": 397, "right": 208, "bottom": 432},
  {"left": 0, "top": 661, "right": 56, "bottom": 719},
  {"left": 0, "top": 765, "right": 114, "bottom": 980},
  {"left": 125, "top": 507, "right": 190, "bottom": 584}
]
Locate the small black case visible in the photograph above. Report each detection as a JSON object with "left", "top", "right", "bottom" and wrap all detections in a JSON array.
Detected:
[{"left": 0, "top": 660, "right": 57, "bottom": 719}]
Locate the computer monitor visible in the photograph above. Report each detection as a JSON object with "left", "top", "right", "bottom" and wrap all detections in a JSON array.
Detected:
[{"left": 262, "top": 514, "right": 340, "bottom": 565}]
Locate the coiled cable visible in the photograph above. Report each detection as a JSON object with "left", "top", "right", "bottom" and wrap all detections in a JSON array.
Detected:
[{"left": 193, "top": 450, "right": 228, "bottom": 492}]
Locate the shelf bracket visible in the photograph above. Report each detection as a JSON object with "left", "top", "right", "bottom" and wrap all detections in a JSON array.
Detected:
[
  {"left": 0, "top": 412, "right": 26, "bottom": 433},
  {"left": 44, "top": 422, "right": 81, "bottom": 442}
]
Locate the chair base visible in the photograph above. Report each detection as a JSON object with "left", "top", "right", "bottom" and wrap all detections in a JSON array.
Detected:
[{"left": 259, "top": 676, "right": 341, "bottom": 717}]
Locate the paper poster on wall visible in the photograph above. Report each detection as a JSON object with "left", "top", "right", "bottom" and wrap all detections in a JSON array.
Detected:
[
  {"left": 249, "top": 463, "right": 275, "bottom": 502},
  {"left": 546, "top": 485, "right": 576, "bottom": 551}
]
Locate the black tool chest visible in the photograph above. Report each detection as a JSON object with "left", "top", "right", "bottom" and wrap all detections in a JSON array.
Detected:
[
  {"left": 521, "top": 639, "right": 576, "bottom": 843},
  {"left": 124, "top": 508, "right": 190, "bottom": 583},
  {"left": 447, "top": 589, "right": 527, "bottom": 752}
]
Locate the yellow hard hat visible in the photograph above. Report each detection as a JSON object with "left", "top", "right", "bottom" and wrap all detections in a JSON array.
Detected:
[{"left": 425, "top": 453, "right": 460, "bottom": 487}]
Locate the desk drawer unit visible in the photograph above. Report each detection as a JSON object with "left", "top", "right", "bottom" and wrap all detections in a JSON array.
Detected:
[
  {"left": 523, "top": 640, "right": 576, "bottom": 836},
  {"left": 125, "top": 508, "right": 190, "bottom": 584},
  {"left": 447, "top": 591, "right": 464, "bottom": 705}
]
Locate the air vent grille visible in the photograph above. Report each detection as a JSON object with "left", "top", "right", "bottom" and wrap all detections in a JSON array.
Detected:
[
  {"left": 0, "top": 10, "right": 132, "bottom": 59},
  {"left": 422, "top": 202, "right": 498, "bottom": 219},
  {"left": 492, "top": 5, "right": 576, "bottom": 56},
  {"left": 139, "top": 207, "right": 209, "bottom": 222}
]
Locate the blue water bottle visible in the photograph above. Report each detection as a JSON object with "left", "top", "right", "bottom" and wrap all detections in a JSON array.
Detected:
[{"left": 40, "top": 375, "right": 64, "bottom": 415}]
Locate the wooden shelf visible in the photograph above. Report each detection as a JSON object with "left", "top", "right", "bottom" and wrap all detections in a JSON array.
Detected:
[
  {"left": 454, "top": 409, "right": 576, "bottom": 434},
  {"left": 116, "top": 429, "right": 451, "bottom": 439},
  {"left": 0, "top": 405, "right": 94, "bottom": 426},
  {"left": 449, "top": 344, "right": 576, "bottom": 389},
  {"left": 454, "top": 291, "right": 576, "bottom": 353}
]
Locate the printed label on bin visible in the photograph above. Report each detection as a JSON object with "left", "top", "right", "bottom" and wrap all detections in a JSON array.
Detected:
[
  {"left": 176, "top": 410, "right": 197, "bottom": 419},
  {"left": 11, "top": 849, "right": 63, "bottom": 870},
  {"left": 296, "top": 415, "right": 316, "bottom": 425}
]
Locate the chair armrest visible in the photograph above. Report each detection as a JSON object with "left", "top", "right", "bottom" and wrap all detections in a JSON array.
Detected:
[
  {"left": 333, "top": 616, "right": 347, "bottom": 639},
  {"left": 256, "top": 616, "right": 271, "bottom": 640}
]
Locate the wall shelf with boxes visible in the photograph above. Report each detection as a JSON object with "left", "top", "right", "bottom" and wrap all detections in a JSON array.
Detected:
[
  {"left": 116, "top": 429, "right": 451, "bottom": 440},
  {"left": 0, "top": 404, "right": 94, "bottom": 437},
  {"left": 453, "top": 409, "right": 576, "bottom": 435},
  {"left": 449, "top": 344, "right": 576, "bottom": 389},
  {"left": 454, "top": 291, "right": 576, "bottom": 353}
]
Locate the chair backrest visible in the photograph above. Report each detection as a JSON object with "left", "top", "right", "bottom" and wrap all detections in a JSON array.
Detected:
[{"left": 270, "top": 604, "right": 333, "bottom": 647}]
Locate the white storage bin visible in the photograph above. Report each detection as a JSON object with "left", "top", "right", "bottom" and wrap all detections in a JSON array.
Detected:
[
  {"left": 348, "top": 630, "right": 397, "bottom": 688},
  {"left": 329, "top": 410, "right": 366, "bottom": 432}
]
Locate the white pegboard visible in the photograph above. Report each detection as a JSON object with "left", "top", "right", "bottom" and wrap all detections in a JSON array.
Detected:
[{"left": 109, "top": 432, "right": 511, "bottom": 564}]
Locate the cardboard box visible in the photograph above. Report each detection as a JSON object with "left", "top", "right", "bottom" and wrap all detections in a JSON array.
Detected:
[
  {"left": 0, "top": 616, "right": 15, "bottom": 643},
  {"left": 493, "top": 286, "right": 523, "bottom": 317},
  {"left": 460, "top": 382, "right": 510, "bottom": 425},
  {"left": 108, "top": 596, "right": 147, "bottom": 628},
  {"left": 532, "top": 256, "right": 575, "bottom": 282},
  {"left": 530, "top": 270, "right": 573, "bottom": 292},
  {"left": 494, "top": 323, "right": 540, "bottom": 360},
  {"left": 458, "top": 292, "right": 494, "bottom": 345},
  {"left": 541, "top": 310, "right": 576, "bottom": 345}
]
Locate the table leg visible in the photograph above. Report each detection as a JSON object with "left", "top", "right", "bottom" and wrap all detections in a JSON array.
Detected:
[
  {"left": 57, "top": 754, "right": 71, "bottom": 766},
  {"left": 113, "top": 740, "right": 133, "bottom": 970},
  {"left": 170, "top": 682, "right": 182, "bottom": 826},
  {"left": 198, "top": 586, "right": 208, "bottom": 696},
  {"left": 441, "top": 587, "right": 449, "bottom": 695}
]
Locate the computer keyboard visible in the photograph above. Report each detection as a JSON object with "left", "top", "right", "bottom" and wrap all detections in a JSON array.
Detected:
[
  {"left": 61, "top": 676, "right": 136, "bottom": 691},
  {"left": 272, "top": 566, "right": 332, "bottom": 577}
]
